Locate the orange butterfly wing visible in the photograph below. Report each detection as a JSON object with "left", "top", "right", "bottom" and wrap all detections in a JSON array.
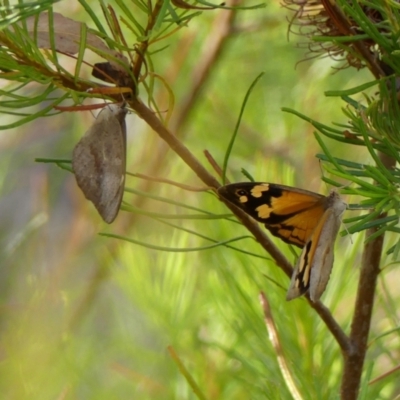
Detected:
[
  {"left": 218, "top": 183, "right": 346, "bottom": 301},
  {"left": 218, "top": 183, "right": 327, "bottom": 247}
]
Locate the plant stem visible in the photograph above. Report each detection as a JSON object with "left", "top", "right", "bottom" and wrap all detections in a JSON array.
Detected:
[
  {"left": 340, "top": 153, "right": 395, "bottom": 398},
  {"left": 340, "top": 228, "right": 383, "bottom": 399},
  {"left": 129, "top": 96, "right": 349, "bottom": 350}
]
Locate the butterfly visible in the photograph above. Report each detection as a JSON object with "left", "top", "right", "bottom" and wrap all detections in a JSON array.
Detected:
[
  {"left": 72, "top": 103, "right": 127, "bottom": 224},
  {"left": 217, "top": 183, "right": 346, "bottom": 301}
]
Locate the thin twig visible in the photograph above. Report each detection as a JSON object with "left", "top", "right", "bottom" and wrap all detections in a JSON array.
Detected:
[
  {"left": 167, "top": 346, "right": 207, "bottom": 400},
  {"left": 203, "top": 149, "right": 227, "bottom": 181},
  {"left": 132, "top": 0, "right": 164, "bottom": 81},
  {"left": 260, "top": 292, "right": 303, "bottom": 400},
  {"left": 128, "top": 3, "right": 240, "bottom": 217},
  {"left": 368, "top": 364, "right": 400, "bottom": 386},
  {"left": 127, "top": 172, "right": 209, "bottom": 192},
  {"left": 320, "top": 0, "right": 384, "bottom": 79},
  {"left": 129, "top": 97, "right": 292, "bottom": 275},
  {"left": 129, "top": 96, "right": 350, "bottom": 352},
  {"left": 308, "top": 297, "right": 352, "bottom": 353}
]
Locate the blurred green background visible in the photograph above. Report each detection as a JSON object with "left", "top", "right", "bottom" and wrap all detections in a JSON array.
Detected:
[{"left": 0, "top": 0, "right": 398, "bottom": 399}]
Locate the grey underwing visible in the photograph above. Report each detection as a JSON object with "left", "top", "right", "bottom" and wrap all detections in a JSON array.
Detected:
[{"left": 72, "top": 103, "right": 127, "bottom": 223}]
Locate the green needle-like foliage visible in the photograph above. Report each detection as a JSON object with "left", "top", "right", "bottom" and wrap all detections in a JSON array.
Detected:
[{"left": 1, "top": 0, "right": 400, "bottom": 399}]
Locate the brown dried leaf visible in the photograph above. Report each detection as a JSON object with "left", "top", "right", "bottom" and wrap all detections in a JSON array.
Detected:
[
  {"left": 23, "top": 12, "right": 128, "bottom": 70},
  {"left": 92, "top": 61, "right": 134, "bottom": 89}
]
